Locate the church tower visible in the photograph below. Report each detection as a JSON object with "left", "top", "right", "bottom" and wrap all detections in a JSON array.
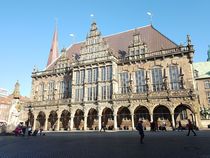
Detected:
[{"left": 46, "top": 24, "right": 59, "bottom": 67}]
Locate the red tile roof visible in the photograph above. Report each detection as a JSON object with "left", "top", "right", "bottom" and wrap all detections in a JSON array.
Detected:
[{"left": 47, "top": 25, "right": 177, "bottom": 70}]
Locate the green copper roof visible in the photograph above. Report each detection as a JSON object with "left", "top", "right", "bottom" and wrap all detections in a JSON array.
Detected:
[
  {"left": 193, "top": 62, "right": 210, "bottom": 79},
  {"left": 207, "top": 45, "right": 210, "bottom": 61}
]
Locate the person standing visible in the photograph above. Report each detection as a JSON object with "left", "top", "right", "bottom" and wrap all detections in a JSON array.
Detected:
[
  {"left": 178, "top": 121, "right": 183, "bottom": 131},
  {"left": 100, "top": 122, "right": 106, "bottom": 132},
  {"left": 136, "top": 120, "right": 144, "bottom": 144},
  {"left": 187, "top": 119, "right": 196, "bottom": 136}
]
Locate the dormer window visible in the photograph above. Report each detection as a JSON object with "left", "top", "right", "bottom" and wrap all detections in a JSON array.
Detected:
[{"left": 134, "top": 35, "right": 139, "bottom": 43}]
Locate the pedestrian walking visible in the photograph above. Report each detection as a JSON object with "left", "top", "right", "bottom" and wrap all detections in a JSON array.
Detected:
[
  {"left": 100, "top": 122, "right": 106, "bottom": 132},
  {"left": 136, "top": 120, "right": 144, "bottom": 144},
  {"left": 177, "top": 121, "right": 183, "bottom": 131},
  {"left": 187, "top": 119, "right": 196, "bottom": 136}
]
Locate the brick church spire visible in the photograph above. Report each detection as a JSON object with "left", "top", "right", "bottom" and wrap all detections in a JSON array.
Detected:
[{"left": 47, "top": 23, "right": 59, "bottom": 67}]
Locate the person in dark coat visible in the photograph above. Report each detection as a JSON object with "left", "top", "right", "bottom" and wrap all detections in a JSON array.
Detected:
[
  {"left": 136, "top": 120, "right": 144, "bottom": 144},
  {"left": 178, "top": 121, "right": 183, "bottom": 131},
  {"left": 187, "top": 119, "right": 196, "bottom": 136},
  {"left": 100, "top": 122, "right": 106, "bottom": 132}
]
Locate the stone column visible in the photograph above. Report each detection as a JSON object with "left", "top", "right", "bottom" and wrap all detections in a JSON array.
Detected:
[
  {"left": 194, "top": 113, "right": 199, "bottom": 128},
  {"left": 56, "top": 117, "right": 60, "bottom": 131},
  {"left": 84, "top": 115, "right": 87, "bottom": 131},
  {"left": 44, "top": 115, "right": 48, "bottom": 131},
  {"left": 131, "top": 114, "right": 135, "bottom": 130},
  {"left": 70, "top": 116, "right": 74, "bottom": 131},
  {"left": 114, "top": 114, "right": 118, "bottom": 130},
  {"left": 98, "top": 115, "right": 102, "bottom": 131},
  {"left": 171, "top": 113, "right": 175, "bottom": 129},
  {"left": 33, "top": 114, "right": 37, "bottom": 130},
  {"left": 150, "top": 113, "right": 153, "bottom": 122}
]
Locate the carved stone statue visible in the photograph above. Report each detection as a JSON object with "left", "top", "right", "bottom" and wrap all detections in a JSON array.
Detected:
[{"left": 12, "top": 81, "right": 20, "bottom": 99}]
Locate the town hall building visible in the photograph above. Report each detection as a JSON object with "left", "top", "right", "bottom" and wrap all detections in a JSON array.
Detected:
[{"left": 29, "top": 22, "right": 200, "bottom": 131}]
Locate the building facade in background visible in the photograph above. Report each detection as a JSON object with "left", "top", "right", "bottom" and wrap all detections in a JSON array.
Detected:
[
  {"left": 30, "top": 22, "right": 200, "bottom": 131},
  {"left": 193, "top": 46, "right": 210, "bottom": 120}
]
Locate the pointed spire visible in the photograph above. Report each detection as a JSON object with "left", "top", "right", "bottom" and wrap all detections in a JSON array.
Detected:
[
  {"left": 47, "top": 22, "right": 59, "bottom": 67},
  {"left": 207, "top": 45, "right": 210, "bottom": 62},
  {"left": 13, "top": 80, "right": 20, "bottom": 99}
]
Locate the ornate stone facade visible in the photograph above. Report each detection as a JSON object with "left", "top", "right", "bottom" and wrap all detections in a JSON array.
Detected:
[{"left": 29, "top": 22, "right": 201, "bottom": 131}]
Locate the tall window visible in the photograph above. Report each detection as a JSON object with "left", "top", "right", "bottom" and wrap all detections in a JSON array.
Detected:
[
  {"left": 75, "top": 70, "right": 85, "bottom": 85},
  {"left": 101, "top": 66, "right": 112, "bottom": 81},
  {"left": 88, "top": 69, "right": 92, "bottom": 83},
  {"left": 93, "top": 68, "right": 98, "bottom": 82},
  {"left": 205, "top": 80, "right": 210, "bottom": 89},
  {"left": 152, "top": 68, "right": 163, "bottom": 91},
  {"left": 80, "top": 70, "right": 85, "bottom": 84},
  {"left": 68, "top": 80, "right": 72, "bottom": 98},
  {"left": 106, "top": 66, "right": 112, "bottom": 81},
  {"left": 39, "top": 83, "right": 45, "bottom": 101},
  {"left": 207, "top": 92, "right": 210, "bottom": 104},
  {"left": 88, "top": 87, "right": 92, "bottom": 101},
  {"left": 120, "top": 72, "right": 129, "bottom": 94},
  {"left": 75, "top": 88, "right": 83, "bottom": 102},
  {"left": 76, "top": 71, "right": 80, "bottom": 85},
  {"left": 135, "top": 69, "right": 146, "bottom": 93},
  {"left": 59, "top": 81, "right": 65, "bottom": 99},
  {"left": 101, "top": 85, "right": 112, "bottom": 100},
  {"left": 88, "top": 86, "right": 98, "bottom": 101},
  {"left": 48, "top": 81, "right": 55, "bottom": 100},
  {"left": 101, "top": 67, "right": 106, "bottom": 81},
  {"left": 92, "top": 86, "right": 97, "bottom": 100},
  {"left": 169, "top": 65, "right": 180, "bottom": 90}
]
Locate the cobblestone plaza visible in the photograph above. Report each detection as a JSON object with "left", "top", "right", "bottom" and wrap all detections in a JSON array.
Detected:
[{"left": 1, "top": 131, "right": 210, "bottom": 158}]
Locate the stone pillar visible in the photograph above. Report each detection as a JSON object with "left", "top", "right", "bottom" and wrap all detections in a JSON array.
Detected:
[
  {"left": 171, "top": 113, "right": 175, "bottom": 129},
  {"left": 114, "top": 114, "right": 118, "bottom": 130},
  {"left": 98, "top": 115, "right": 102, "bottom": 131},
  {"left": 33, "top": 114, "right": 37, "bottom": 130},
  {"left": 70, "top": 116, "right": 74, "bottom": 130},
  {"left": 44, "top": 116, "right": 48, "bottom": 131},
  {"left": 84, "top": 115, "right": 87, "bottom": 131},
  {"left": 194, "top": 113, "right": 199, "bottom": 128},
  {"left": 150, "top": 113, "right": 153, "bottom": 122},
  {"left": 131, "top": 114, "right": 135, "bottom": 130},
  {"left": 57, "top": 117, "right": 60, "bottom": 131}
]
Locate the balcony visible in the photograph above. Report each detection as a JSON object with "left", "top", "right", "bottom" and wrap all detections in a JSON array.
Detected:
[
  {"left": 112, "top": 89, "right": 195, "bottom": 101},
  {"left": 119, "top": 45, "right": 194, "bottom": 63},
  {"left": 32, "top": 67, "right": 71, "bottom": 78},
  {"left": 31, "top": 98, "right": 71, "bottom": 107}
]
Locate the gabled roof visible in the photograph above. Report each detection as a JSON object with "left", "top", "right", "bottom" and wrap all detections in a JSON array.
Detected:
[
  {"left": 47, "top": 24, "right": 177, "bottom": 70},
  {"left": 193, "top": 62, "right": 210, "bottom": 79}
]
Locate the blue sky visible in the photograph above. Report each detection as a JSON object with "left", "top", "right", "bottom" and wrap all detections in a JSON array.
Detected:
[{"left": 0, "top": 0, "right": 209, "bottom": 97}]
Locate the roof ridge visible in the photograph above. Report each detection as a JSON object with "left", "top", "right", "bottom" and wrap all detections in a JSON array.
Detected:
[
  {"left": 66, "top": 24, "right": 152, "bottom": 51},
  {"left": 103, "top": 24, "right": 152, "bottom": 38},
  {"left": 151, "top": 25, "right": 178, "bottom": 46}
]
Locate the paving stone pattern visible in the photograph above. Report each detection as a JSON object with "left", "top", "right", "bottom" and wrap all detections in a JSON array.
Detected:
[{"left": 0, "top": 131, "right": 210, "bottom": 158}]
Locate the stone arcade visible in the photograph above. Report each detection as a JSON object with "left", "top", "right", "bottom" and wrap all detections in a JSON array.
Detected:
[{"left": 28, "top": 22, "right": 200, "bottom": 131}]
